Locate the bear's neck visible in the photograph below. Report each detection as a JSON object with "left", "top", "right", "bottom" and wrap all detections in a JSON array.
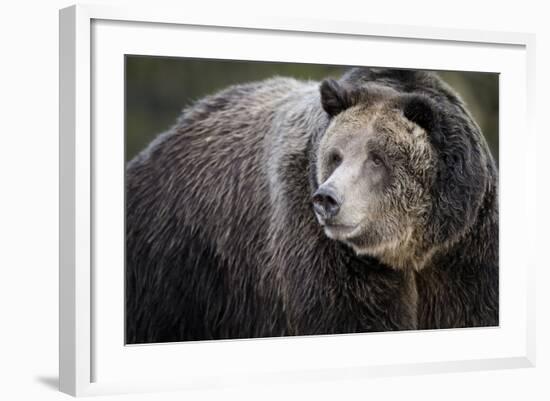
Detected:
[
  {"left": 428, "top": 177, "right": 498, "bottom": 271},
  {"left": 414, "top": 180, "right": 499, "bottom": 329}
]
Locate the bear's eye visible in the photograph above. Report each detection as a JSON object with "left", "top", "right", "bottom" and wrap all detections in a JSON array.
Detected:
[
  {"left": 329, "top": 151, "right": 342, "bottom": 167},
  {"left": 369, "top": 153, "right": 384, "bottom": 167}
]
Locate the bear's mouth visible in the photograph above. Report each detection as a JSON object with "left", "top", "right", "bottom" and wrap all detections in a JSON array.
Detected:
[{"left": 322, "top": 223, "right": 358, "bottom": 239}]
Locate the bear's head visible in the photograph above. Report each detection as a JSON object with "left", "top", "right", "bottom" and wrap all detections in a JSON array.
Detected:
[{"left": 312, "top": 70, "right": 492, "bottom": 270}]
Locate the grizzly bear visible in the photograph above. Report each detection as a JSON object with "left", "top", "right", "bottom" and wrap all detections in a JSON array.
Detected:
[
  {"left": 316, "top": 69, "right": 498, "bottom": 329},
  {"left": 125, "top": 67, "right": 498, "bottom": 344}
]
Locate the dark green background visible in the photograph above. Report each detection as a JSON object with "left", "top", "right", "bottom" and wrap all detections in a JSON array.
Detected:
[{"left": 125, "top": 56, "right": 498, "bottom": 163}]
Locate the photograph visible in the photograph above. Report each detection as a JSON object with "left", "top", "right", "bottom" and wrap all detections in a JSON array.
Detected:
[
  {"left": 2, "top": 0, "right": 542, "bottom": 398},
  {"left": 124, "top": 56, "right": 499, "bottom": 344}
]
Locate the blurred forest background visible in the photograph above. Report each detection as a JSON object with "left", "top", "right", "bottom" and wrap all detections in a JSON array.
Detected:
[{"left": 126, "top": 56, "right": 498, "bottom": 163}]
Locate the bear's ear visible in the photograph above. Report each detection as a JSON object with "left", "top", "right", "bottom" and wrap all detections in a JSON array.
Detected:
[
  {"left": 320, "top": 79, "right": 354, "bottom": 117},
  {"left": 401, "top": 94, "right": 439, "bottom": 134}
]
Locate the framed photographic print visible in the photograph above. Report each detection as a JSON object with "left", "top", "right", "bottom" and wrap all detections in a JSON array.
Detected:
[{"left": 59, "top": 4, "right": 536, "bottom": 397}]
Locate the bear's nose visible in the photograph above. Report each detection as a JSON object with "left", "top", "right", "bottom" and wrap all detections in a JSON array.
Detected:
[{"left": 312, "top": 187, "right": 341, "bottom": 220}]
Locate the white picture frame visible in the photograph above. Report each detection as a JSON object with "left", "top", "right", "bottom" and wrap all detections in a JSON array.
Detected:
[{"left": 59, "top": 3, "right": 536, "bottom": 397}]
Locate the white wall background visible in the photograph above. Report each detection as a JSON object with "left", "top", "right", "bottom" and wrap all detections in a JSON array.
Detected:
[{"left": 0, "top": 0, "right": 547, "bottom": 400}]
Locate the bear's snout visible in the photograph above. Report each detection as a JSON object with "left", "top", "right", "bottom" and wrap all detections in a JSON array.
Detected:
[{"left": 312, "top": 186, "right": 341, "bottom": 222}]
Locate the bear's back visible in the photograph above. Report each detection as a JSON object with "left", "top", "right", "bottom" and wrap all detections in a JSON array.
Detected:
[
  {"left": 125, "top": 77, "right": 324, "bottom": 342},
  {"left": 127, "top": 77, "right": 314, "bottom": 261}
]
